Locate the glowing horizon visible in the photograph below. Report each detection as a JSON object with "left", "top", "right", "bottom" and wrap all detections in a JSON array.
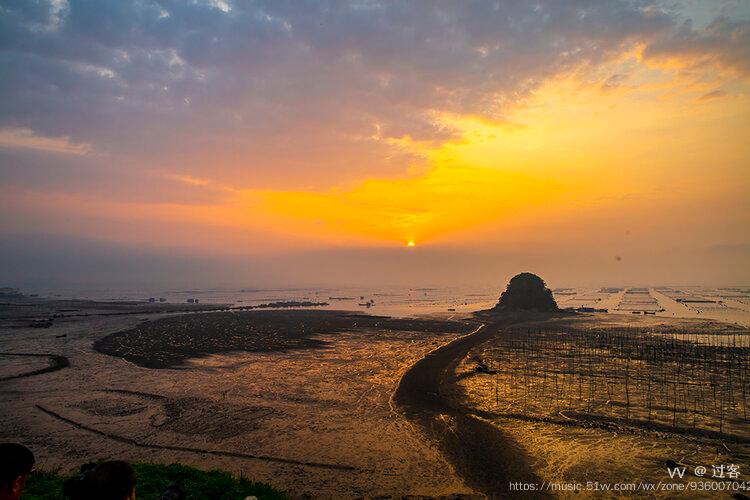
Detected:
[{"left": 1, "top": 1, "right": 748, "bottom": 286}]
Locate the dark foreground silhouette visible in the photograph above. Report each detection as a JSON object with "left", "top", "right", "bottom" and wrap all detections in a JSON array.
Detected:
[{"left": 2, "top": 443, "right": 284, "bottom": 500}]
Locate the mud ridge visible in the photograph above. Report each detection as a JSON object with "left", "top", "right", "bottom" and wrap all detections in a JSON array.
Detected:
[
  {"left": 0, "top": 352, "right": 70, "bottom": 382},
  {"left": 35, "top": 404, "right": 359, "bottom": 471}
]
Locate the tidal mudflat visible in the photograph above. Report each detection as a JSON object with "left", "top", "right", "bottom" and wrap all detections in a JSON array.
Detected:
[
  {"left": 458, "top": 312, "right": 750, "bottom": 497},
  {"left": 0, "top": 301, "right": 477, "bottom": 497},
  {"left": 3, "top": 295, "right": 750, "bottom": 497},
  {"left": 93, "top": 309, "right": 470, "bottom": 368}
]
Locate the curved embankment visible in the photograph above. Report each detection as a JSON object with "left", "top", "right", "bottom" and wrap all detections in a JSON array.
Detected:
[
  {"left": 0, "top": 352, "right": 70, "bottom": 382},
  {"left": 35, "top": 405, "right": 357, "bottom": 471},
  {"left": 393, "top": 316, "right": 549, "bottom": 498}
]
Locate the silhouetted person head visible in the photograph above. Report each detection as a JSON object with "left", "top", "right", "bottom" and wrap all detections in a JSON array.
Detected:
[
  {"left": 0, "top": 443, "right": 35, "bottom": 500},
  {"left": 63, "top": 461, "right": 136, "bottom": 500}
]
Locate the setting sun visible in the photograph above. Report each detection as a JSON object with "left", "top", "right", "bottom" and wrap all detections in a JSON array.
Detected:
[{"left": 407, "top": 241, "right": 416, "bottom": 247}]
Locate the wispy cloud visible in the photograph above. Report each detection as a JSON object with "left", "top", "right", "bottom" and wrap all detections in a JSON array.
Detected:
[
  {"left": 643, "top": 17, "right": 750, "bottom": 75},
  {"left": 165, "top": 173, "right": 212, "bottom": 187},
  {"left": 0, "top": 128, "right": 91, "bottom": 155},
  {"left": 159, "top": 172, "right": 239, "bottom": 194},
  {"left": 697, "top": 88, "right": 728, "bottom": 101}
]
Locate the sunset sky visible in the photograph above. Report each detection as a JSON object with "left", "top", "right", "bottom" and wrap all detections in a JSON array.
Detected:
[{"left": 1, "top": 0, "right": 749, "bottom": 288}]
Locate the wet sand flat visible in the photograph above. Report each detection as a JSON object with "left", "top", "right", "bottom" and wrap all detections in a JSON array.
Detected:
[
  {"left": 394, "top": 313, "right": 551, "bottom": 498},
  {"left": 0, "top": 306, "right": 476, "bottom": 497},
  {"left": 5, "top": 298, "right": 749, "bottom": 498},
  {"left": 93, "top": 309, "right": 470, "bottom": 368},
  {"left": 457, "top": 313, "right": 750, "bottom": 497}
]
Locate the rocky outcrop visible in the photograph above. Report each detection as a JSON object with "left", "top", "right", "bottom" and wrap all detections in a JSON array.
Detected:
[{"left": 495, "top": 273, "right": 558, "bottom": 311}]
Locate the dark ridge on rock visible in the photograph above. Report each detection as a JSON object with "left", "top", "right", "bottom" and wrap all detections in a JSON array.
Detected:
[{"left": 495, "top": 272, "right": 559, "bottom": 312}]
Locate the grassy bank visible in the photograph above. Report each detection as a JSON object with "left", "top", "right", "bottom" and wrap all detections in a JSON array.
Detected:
[{"left": 23, "top": 462, "right": 285, "bottom": 500}]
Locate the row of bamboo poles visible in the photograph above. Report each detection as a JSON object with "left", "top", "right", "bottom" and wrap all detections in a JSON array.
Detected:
[{"left": 481, "top": 327, "right": 750, "bottom": 436}]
